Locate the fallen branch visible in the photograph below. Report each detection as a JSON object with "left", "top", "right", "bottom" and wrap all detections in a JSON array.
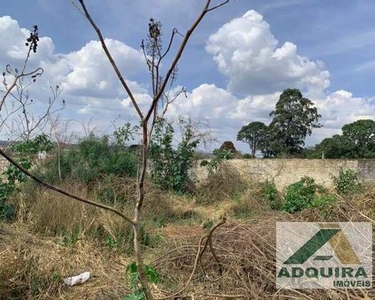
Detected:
[{"left": 156, "top": 216, "right": 226, "bottom": 300}]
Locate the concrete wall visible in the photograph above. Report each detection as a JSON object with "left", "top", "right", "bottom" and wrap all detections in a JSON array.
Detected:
[{"left": 191, "top": 159, "right": 375, "bottom": 191}]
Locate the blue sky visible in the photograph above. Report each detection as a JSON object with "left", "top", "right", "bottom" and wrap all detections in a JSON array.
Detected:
[{"left": 1, "top": 0, "right": 375, "bottom": 151}]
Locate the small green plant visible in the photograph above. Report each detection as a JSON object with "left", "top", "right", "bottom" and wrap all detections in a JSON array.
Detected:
[
  {"left": 58, "top": 227, "right": 80, "bottom": 247},
  {"left": 333, "top": 169, "right": 362, "bottom": 196},
  {"left": 124, "top": 262, "right": 159, "bottom": 300},
  {"left": 311, "top": 194, "right": 336, "bottom": 209},
  {"left": 260, "top": 181, "right": 281, "bottom": 210},
  {"left": 104, "top": 235, "right": 120, "bottom": 249},
  {"left": 283, "top": 177, "right": 317, "bottom": 213},
  {"left": 200, "top": 149, "right": 233, "bottom": 172},
  {"left": 283, "top": 177, "right": 336, "bottom": 213},
  {"left": 202, "top": 220, "right": 214, "bottom": 230},
  {"left": 149, "top": 117, "right": 199, "bottom": 193}
]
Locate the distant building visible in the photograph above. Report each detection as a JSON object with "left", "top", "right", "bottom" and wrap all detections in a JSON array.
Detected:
[{"left": 219, "top": 141, "right": 237, "bottom": 153}]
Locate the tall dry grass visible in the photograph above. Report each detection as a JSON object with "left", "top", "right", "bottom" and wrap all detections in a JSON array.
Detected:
[{"left": 8, "top": 178, "right": 191, "bottom": 251}]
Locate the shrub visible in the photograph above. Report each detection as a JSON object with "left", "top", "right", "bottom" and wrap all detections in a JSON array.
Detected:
[
  {"left": 282, "top": 177, "right": 335, "bottom": 213},
  {"left": 149, "top": 118, "right": 199, "bottom": 193},
  {"left": 200, "top": 149, "right": 233, "bottom": 172},
  {"left": 333, "top": 169, "right": 362, "bottom": 196},
  {"left": 260, "top": 181, "right": 282, "bottom": 210},
  {"left": 0, "top": 134, "right": 53, "bottom": 221},
  {"left": 38, "top": 134, "right": 138, "bottom": 185},
  {"left": 283, "top": 177, "right": 316, "bottom": 213}
]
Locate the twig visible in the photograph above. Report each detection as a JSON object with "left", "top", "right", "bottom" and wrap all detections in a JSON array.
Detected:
[
  {"left": 77, "top": 0, "right": 144, "bottom": 120},
  {"left": 157, "top": 217, "right": 226, "bottom": 300},
  {"left": 145, "top": 0, "right": 230, "bottom": 122}
]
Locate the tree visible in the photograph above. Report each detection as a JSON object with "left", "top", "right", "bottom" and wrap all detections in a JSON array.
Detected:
[
  {"left": 315, "top": 135, "right": 350, "bottom": 159},
  {"left": 268, "top": 88, "right": 321, "bottom": 156},
  {"left": 305, "top": 119, "right": 375, "bottom": 159},
  {"left": 342, "top": 119, "right": 375, "bottom": 158},
  {"left": 237, "top": 121, "right": 268, "bottom": 156},
  {"left": 0, "top": 2, "right": 231, "bottom": 299}
]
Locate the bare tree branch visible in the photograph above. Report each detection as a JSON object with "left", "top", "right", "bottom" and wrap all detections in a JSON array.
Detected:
[
  {"left": 145, "top": 0, "right": 230, "bottom": 122},
  {"left": 0, "top": 66, "right": 44, "bottom": 111},
  {"left": 76, "top": 0, "right": 144, "bottom": 120},
  {"left": 156, "top": 217, "right": 226, "bottom": 300},
  {"left": 206, "top": 0, "right": 230, "bottom": 12}
]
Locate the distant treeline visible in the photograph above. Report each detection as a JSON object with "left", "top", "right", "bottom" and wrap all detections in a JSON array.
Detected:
[{"left": 237, "top": 88, "right": 375, "bottom": 159}]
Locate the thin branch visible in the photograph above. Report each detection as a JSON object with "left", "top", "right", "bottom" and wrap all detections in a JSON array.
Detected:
[
  {"left": 77, "top": 0, "right": 144, "bottom": 120},
  {"left": 0, "top": 67, "right": 44, "bottom": 111},
  {"left": 145, "top": 0, "right": 230, "bottom": 122},
  {"left": 206, "top": 0, "right": 230, "bottom": 12},
  {"left": 158, "top": 28, "right": 179, "bottom": 65},
  {"left": 0, "top": 148, "right": 136, "bottom": 226},
  {"left": 70, "top": 0, "right": 85, "bottom": 16},
  {"left": 156, "top": 217, "right": 226, "bottom": 300}
]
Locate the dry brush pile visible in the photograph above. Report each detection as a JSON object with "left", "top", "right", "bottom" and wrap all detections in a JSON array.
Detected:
[{"left": 153, "top": 193, "right": 375, "bottom": 300}]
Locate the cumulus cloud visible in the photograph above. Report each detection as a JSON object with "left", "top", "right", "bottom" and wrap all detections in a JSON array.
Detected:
[
  {"left": 206, "top": 10, "right": 330, "bottom": 96},
  {"left": 0, "top": 12, "right": 374, "bottom": 150},
  {"left": 0, "top": 15, "right": 149, "bottom": 132},
  {"left": 60, "top": 39, "right": 145, "bottom": 98},
  {"left": 0, "top": 16, "right": 54, "bottom": 65}
]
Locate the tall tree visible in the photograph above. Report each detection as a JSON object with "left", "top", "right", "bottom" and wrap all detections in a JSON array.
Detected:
[
  {"left": 306, "top": 120, "right": 375, "bottom": 159},
  {"left": 315, "top": 135, "right": 351, "bottom": 159},
  {"left": 342, "top": 119, "right": 375, "bottom": 158},
  {"left": 237, "top": 121, "right": 268, "bottom": 156},
  {"left": 268, "top": 88, "right": 321, "bottom": 156}
]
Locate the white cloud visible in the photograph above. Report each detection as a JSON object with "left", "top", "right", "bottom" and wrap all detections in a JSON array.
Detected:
[
  {"left": 0, "top": 15, "right": 149, "bottom": 134},
  {"left": 0, "top": 16, "right": 55, "bottom": 64},
  {"left": 169, "top": 84, "right": 237, "bottom": 120},
  {"left": 317, "top": 90, "right": 375, "bottom": 128},
  {"left": 61, "top": 39, "right": 145, "bottom": 98},
  {"left": 0, "top": 13, "right": 374, "bottom": 151},
  {"left": 206, "top": 10, "right": 330, "bottom": 95}
]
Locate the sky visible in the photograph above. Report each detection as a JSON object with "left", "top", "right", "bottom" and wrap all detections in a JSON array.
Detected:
[{"left": 1, "top": 0, "right": 375, "bottom": 152}]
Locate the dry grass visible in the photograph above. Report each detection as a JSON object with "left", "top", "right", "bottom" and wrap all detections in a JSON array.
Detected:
[
  {"left": 0, "top": 178, "right": 201, "bottom": 299},
  {"left": 196, "top": 162, "right": 247, "bottom": 204},
  {"left": 2, "top": 175, "right": 375, "bottom": 299},
  {"left": 0, "top": 225, "right": 130, "bottom": 300},
  {"left": 229, "top": 181, "right": 272, "bottom": 218},
  {"left": 153, "top": 197, "right": 375, "bottom": 299}
]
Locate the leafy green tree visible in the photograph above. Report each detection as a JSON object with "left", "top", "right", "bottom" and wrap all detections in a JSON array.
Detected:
[
  {"left": 306, "top": 119, "right": 375, "bottom": 159},
  {"left": 342, "top": 119, "right": 375, "bottom": 158},
  {"left": 237, "top": 121, "right": 268, "bottom": 156},
  {"left": 314, "top": 135, "right": 351, "bottom": 159},
  {"left": 149, "top": 118, "right": 200, "bottom": 193},
  {"left": 268, "top": 89, "right": 321, "bottom": 156}
]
